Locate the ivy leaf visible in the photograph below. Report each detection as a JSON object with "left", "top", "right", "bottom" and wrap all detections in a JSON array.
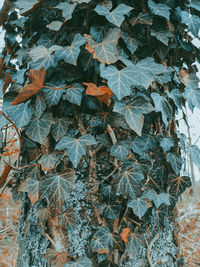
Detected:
[
  {"left": 126, "top": 230, "right": 145, "bottom": 257},
  {"left": 167, "top": 89, "right": 182, "bottom": 109},
  {"left": 29, "top": 46, "right": 56, "bottom": 70},
  {"left": 168, "top": 175, "right": 191, "bottom": 196},
  {"left": 62, "top": 83, "right": 84, "bottom": 106},
  {"left": 100, "top": 63, "right": 136, "bottom": 100},
  {"left": 151, "top": 92, "right": 172, "bottom": 127},
  {"left": 121, "top": 33, "right": 140, "bottom": 54},
  {"left": 65, "top": 257, "right": 91, "bottom": 267},
  {"left": 130, "top": 142, "right": 143, "bottom": 156},
  {"left": 55, "top": 34, "right": 86, "bottom": 66},
  {"left": 110, "top": 143, "right": 129, "bottom": 161},
  {"left": 181, "top": 10, "right": 200, "bottom": 37},
  {"left": 113, "top": 97, "right": 154, "bottom": 136},
  {"left": 182, "top": 74, "right": 200, "bottom": 111},
  {"left": 44, "top": 88, "right": 65, "bottom": 107},
  {"left": 145, "top": 189, "right": 170, "bottom": 208},
  {"left": 94, "top": 4, "right": 133, "bottom": 27},
  {"left": 11, "top": 68, "right": 46, "bottom": 105},
  {"left": 134, "top": 134, "right": 158, "bottom": 152},
  {"left": 91, "top": 226, "right": 113, "bottom": 254},
  {"left": 58, "top": 208, "right": 75, "bottom": 227},
  {"left": 56, "top": 134, "right": 96, "bottom": 167},
  {"left": 35, "top": 95, "right": 46, "bottom": 118},
  {"left": 190, "top": 0, "right": 200, "bottom": 12},
  {"left": 2, "top": 97, "right": 33, "bottom": 128},
  {"left": 148, "top": 0, "right": 171, "bottom": 20},
  {"left": 38, "top": 154, "right": 59, "bottom": 171},
  {"left": 166, "top": 152, "right": 183, "bottom": 175},
  {"left": 25, "top": 112, "right": 53, "bottom": 144},
  {"left": 112, "top": 163, "right": 144, "bottom": 199},
  {"left": 160, "top": 137, "right": 174, "bottom": 152},
  {"left": 83, "top": 82, "right": 113, "bottom": 106},
  {"left": 129, "top": 12, "right": 152, "bottom": 25},
  {"left": 103, "top": 203, "right": 120, "bottom": 220},
  {"left": 39, "top": 170, "right": 76, "bottom": 208},
  {"left": 101, "top": 184, "right": 115, "bottom": 202},
  {"left": 128, "top": 57, "right": 166, "bottom": 89},
  {"left": 128, "top": 196, "right": 149, "bottom": 219},
  {"left": 151, "top": 29, "right": 173, "bottom": 46},
  {"left": 46, "top": 21, "right": 63, "bottom": 31},
  {"left": 19, "top": 177, "right": 39, "bottom": 205},
  {"left": 84, "top": 28, "right": 120, "bottom": 65},
  {"left": 55, "top": 2, "right": 77, "bottom": 21},
  {"left": 51, "top": 118, "right": 72, "bottom": 142},
  {"left": 14, "top": 0, "right": 40, "bottom": 15},
  {"left": 190, "top": 145, "right": 200, "bottom": 169}
]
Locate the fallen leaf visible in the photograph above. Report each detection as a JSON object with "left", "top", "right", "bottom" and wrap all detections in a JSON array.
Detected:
[
  {"left": 11, "top": 68, "right": 46, "bottom": 105},
  {"left": 2, "top": 72, "right": 13, "bottom": 94},
  {"left": 83, "top": 82, "right": 113, "bottom": 106}
]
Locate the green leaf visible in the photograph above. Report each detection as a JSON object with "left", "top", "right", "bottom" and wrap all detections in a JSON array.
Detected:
[
  {"left": 2, "top": 97, "right": 33, "bottom": 128},
  {"left": 55, "top": 34, "right": 86, "bottom": 66},
  {"left": 121, "top": 32, "right": 140, "bottom": 54},
  {"left": 145, "top": 189, "right": 170, "bottom": 208},
  {"left": 14, "top": 0, "right": 38, "bottom": 15},
  {"left": 160, "top": 137, "right": 174, "bottom": 152},
  {"left": 126, "top": 230, "right": 144, "bottom": 257},
  {"left": 130, "top": 141, "right": 143, "bottom": 156},
  {"left": 55, "top": 2, "right": 77, "bottom": 21},
  {"left": 91, "top": 226, "right": 113, "bottom": 253},
  {"left": 51, "top": 118, "right": 72, "bottom": 142},
  {"left": 181, "top": 10, "right": 200, "bottom": 37},
  {"left": 101, "top": 184, "right": 115, "bottom": 202},
  {"left": 134, "top": 134, "right": 158, "bottom": 152},
  {"left": 111, "top": 143, "right": 129, "bottom": 161},
  {"left": 25, "top": 112, "right": 53, "bottom": 144},
  {"left": 151, "top": 92, "right": 172, "bottom": 127},
  {"left": 46, "top": 21, "right": 62, "bottom": 31},
  {"left": 103, "top": 203, "right": 120, "bottom": 220},
  {"left": 151, "top": 29, "right": 173, "bottom": 46},
  {"left": 62, "top": 83, "right": 84, "bottom": 106},
  {"left": 128, "top": 57, "right": 166, "bottom": 89},
  {"left": 112, "top": 163, "right": 144, "bottom": 199},
  {"left": 84, "top": 28, "right": 120, "bottom": 65},
  {"left": 35, "top": 96, "right": 46, "bottom": 118},
  {"left": 190, "top": 0, "right": 200, "bottom": 11},
  {"left": 113, "top": 97, "right": 154, "bottom": 136},
  {"left": 168, "top": 175, "right": 191, "bottom": 196},
  {"left": 38, "top": 154, "right": 59, "bottom": 171},
  {"left": 94, "top": 4, "right": 133, "bottom": 27},
  {"left": 56, "top": 134, "right": 96, "bottom": 167},
  {"left": 155, "top": 72, "right": 171, "bottom": 84},
  {"left": 182, "top": 74, "right": 200, "bottom": 111},
  {"left": 128, "top": 196, "right": 149, "bottom": 219},
  {"left": 189, "top": 145, "right": 200, "bottom": 169},
  {"left": 148, "top": 0, "right": 171, "bottom": 20},
  {"left": 39, "top": 170, "right": 76, "bottom": 207},
  {"left": 44, "top": 88, "right": 65, "bottom": 107},
  {"left": 166, "top": 152, "right": 183, "bottom": 175},
  {"left": 65, "top": 257, "right": 91, "bottom": 267},
  {"left": 167, "top": 89, "right": 182, "bottom": 109},
  {"left": 29, "top": 45, "right": 57, "bottom": 70},
  {"left": 130, "top": 12, "right": 152, "bottom": 25}
]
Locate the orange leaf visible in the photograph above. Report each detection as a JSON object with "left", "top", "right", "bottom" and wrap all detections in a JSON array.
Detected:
[
  {"left": 11, "top": 68, "right": 46, "bottom": 105},
  {"left": 2, "top": 72, "right": 12, "bottom": 94},
  {"left": 120, "top": 228, "right": 131, "bottom": 244},
  {"left": 83, "top": 82, "right": 113, "bottom": 106}
]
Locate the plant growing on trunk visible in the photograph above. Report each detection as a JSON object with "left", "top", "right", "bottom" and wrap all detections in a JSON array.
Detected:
[{"left": 0, "top": 0, "right": 200, "bottom": 266}]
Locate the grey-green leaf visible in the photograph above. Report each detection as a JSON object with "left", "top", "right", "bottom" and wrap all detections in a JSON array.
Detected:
[
  {"left": 35, "top": 96, "right": 46, "bottom": 118},
  {"left": 51, "top": 118, "right": 72, "bottom": 142},
  {"left": 25, "top": 112, "right": 53, "bottom": 144},
  {"left": 103, "top": 203, "right": 120, "bottom": 220},
  {"left": 145, "top": 189, "right": 170, "bottom": 208},
  {"left": 166, "top": 152, "right": 183, "bottom": 175},
  {"left": 148, "top": 0, "right": 171, "bottom": 20},
  {"left": 128, "top": 196, "right": 149, "bottom": 219},
  {"left": 62, "top": 83, "right": 84, "bottom": 106},
  {"left": 64, "top": 257, "right": 91, "bottom": 267},
  {"left": 38, "top": 154, "right": 59, "bottom": 171},
  {"left": 111, "top": 143, "right": 129, "bottom": 161},
  {"left": 44, "top": 88, "right": 65, "bottom": 107},
  {"left": 56, "top": 134, "right": 96, "bottom": 167},
  {"left": 160, "top": 137, "right": 174, "bottom": 152}
]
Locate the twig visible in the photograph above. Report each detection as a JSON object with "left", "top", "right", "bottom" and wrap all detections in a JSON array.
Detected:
[
  {"left": 43, "top": 85, "right": 71, "bottom": 90},
  {"left": 0, "top": 226, "right": 12, "bottom": 233},
  {"left": 0, "top": 110, "right": 21, "bottom": 163},
  {"left": 144, "top": 230, "right": 160, "bottom": 267},
  {"left": 106, "top": 124, "right": 117, "bottom": 144}
]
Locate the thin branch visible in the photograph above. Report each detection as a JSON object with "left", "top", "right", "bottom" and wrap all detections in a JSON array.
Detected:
[
  {"left": 0, "top": 110, "right": 21, "bottom": 162},
  {"left": 144, "top": 230, "right": 160, "bottom": 267},
  {"left": 43, "top": 85, "right": 71, "bottom": 90},
  {"left": 106, "top": 124, "right": 117, "bottom": 145}
]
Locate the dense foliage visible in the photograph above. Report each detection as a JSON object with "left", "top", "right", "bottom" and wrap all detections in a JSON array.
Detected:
[{"left": 0, "top": 0, "right": 200, "bottom": 266}]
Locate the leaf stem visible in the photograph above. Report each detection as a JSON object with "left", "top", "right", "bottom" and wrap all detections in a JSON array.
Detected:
[{"left": 43, "top": 85, "right": 71, "bottom": 90}]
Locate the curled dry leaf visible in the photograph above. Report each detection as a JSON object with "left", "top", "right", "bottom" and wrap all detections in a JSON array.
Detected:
[
  {"left": 83, "top": 82, "right": 113, "bottom": 106},
  {"left": 2, "top": 72, "right": 13, "bottom": 94},
  {"left": 11, "top": 68, "right": 46, "bottom": 105}
]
